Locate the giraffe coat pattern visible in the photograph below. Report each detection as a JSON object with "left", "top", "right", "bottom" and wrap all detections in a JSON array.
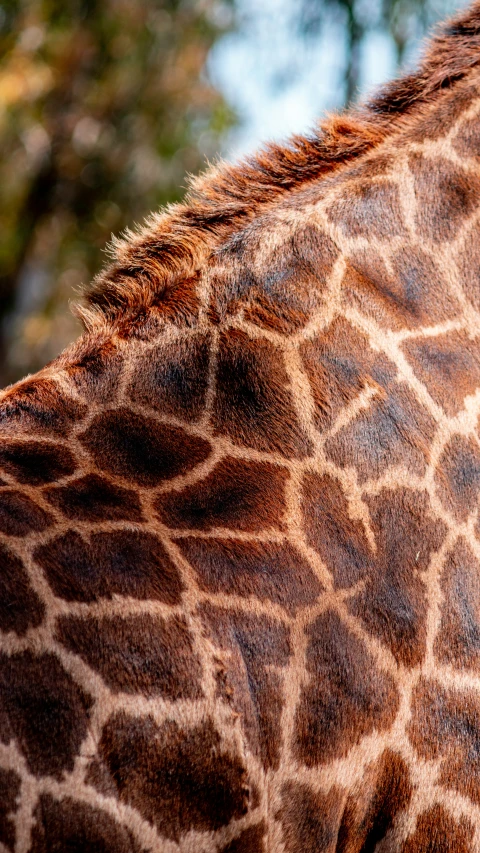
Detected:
[{"left": 4, "top": 3, "right": 480, "bottom": 851}]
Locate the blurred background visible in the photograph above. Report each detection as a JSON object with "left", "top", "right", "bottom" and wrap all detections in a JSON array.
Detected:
[{"left": 0, "top": 0, "right": 469, "bottom": 386}]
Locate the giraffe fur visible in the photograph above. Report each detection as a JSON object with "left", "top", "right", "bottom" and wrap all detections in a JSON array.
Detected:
[{"left": 3, "top": 2, "right": 480, "bottom": 850}]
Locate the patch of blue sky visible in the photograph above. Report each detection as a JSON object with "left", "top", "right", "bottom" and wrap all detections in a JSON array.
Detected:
[{"left": 208, "top": 0, "right": 469, "bottom": 159}]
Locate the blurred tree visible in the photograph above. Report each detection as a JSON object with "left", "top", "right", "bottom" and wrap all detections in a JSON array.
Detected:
[
  {"left": 0, "top": 0, "right": 235, "bottom": 385},
  {"left": 297, "top": 0, "right": 462, "bottom": 105}
]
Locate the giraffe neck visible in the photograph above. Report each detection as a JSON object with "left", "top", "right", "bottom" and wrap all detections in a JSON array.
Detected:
[{"left": 3, "top": 9, "right": 480, "bottom": 853}]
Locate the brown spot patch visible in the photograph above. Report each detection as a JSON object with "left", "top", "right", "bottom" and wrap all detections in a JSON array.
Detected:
[
  {"left": 279, "top": 782, "right": 344, "bottom": 852},
  {"left": 44, "top": 474, "right": 143, "bottom": 522},
  {"left": 327, "top": 180, "right": 405, "bottom": 240},
  {"left": 67, "top": 343, "right": 124, "bottom": 404},
  {"left": 410, "top": 153, "right": 480, "bottom": 243},
  {"left": 35, "top": 529, "right": 183, "bottom": 604},
  {"left": 436, "top": 435, "right": 480, "bottom": 521},
  {"left": 348, "top": 488, "right": 445, "bottom": 666},
  {"left": 407, "top": 83, "right": 477, "bottom": 143},
  {"left": 0, "top": 651, "right": 93, "bottom": 778},
  {"left": 302, "top": 472, "right": 371, "bottom": 587},
  {"left": 341, "top": 152, "right": 393, "bottom": 181},
  {"left": 300, "top": 317, "right": 396, "bottom": 431},
  {"left": 91, "top": 713, "right": 249, "bottom": 841},
  {"left": 213, "top": 329, "right": 311, "bottom": 457},
  {"left": 388, "top": 247, "right": 460, "bottom": 326},
  {"left": 0, "top": 440, "right": 77, "bottom": 485},
  {"left": 244, "top": 291, "right": 309, "bottom": 335},
  {"left": 201, "top": 604, "right": 291, "bottom": 768},
  {"left": 453, "top": 113, "right": 480, "bottom": 160},
  {"left": 147, "top": 271, "right": 201, "bottom": 329},
  {"left": 177, "top": 536, "right": 322, "bottom": 614},
  {"left": 30, "top": 794, "right": 144, "bottom": 853},
  {"left": 0, "top": 490, "right": 53, "bottom": 537},
  {"left": 129, "top": 332, "right": 211, "bottom": 421},
  {"left": 56, "top": 613, "right": 202, "bottom": 699},
  {"left": 0, "top": 542, "right": 45, "bottom": 636},
  {"left": 402, "top": 804, "right": 474, "bottom": 853},
  {"left": 344, "top": 247, "right": 459, "bottom": 331},
  {"left": 0, "top": 767, "right": 20, "bottom": 851},
  {"left": 220, "top": 823, "right": 266, "bottom": 853},
  {"left": 342, "top": 252, "right": 396, "bottom": 324},
  {"left": 435, "top": 540, "right": 480, "bottom": 671},
  {"left": 408, "top": 678, "right": 480, "bottom": 804},
  {"left": 80, "top": 408, "right": 211, "bottom": 486},
  {"left": 156, "top": 457, "right": 288, "bottom": 532},
  {"left": 294, "top": 609, "right": 398, "bottom": 766},
  {"left": 0, "top": 379, "right": 87, "bottom": 436},
  {"left": 337, "top": 750, "right": 412, "bottom": 851},
  {"left": 325, "top": 382, "right": 435, "bottom": 484},
  {"left": 243, "top": 226, "right": 339, "bottom": 334},
  {"left": 403, "top": 330, "right": 480, "bottom": 417}
]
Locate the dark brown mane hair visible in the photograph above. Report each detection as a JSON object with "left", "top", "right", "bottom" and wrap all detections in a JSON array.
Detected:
[{"left": 80, "top": 0, "right": 480, "bottom": 334}]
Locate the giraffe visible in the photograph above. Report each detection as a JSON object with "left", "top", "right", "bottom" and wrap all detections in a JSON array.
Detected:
[{"left": 4, "top": 3, "right": 480, "bottom": 852}]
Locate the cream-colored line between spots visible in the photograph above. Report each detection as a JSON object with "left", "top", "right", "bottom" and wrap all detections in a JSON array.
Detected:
[
  {"left": 115, "top": 346, "right": 139, "bottom": 405},
  {"left": 0, "top": 741, "right": 39, "bottom": 853},
  {"left": 188, "top": 811, "right": 265, "bottom": 853},
  {"left": 199, "top": 324, "right": 219, "bottom": 427},
  {"left": 281, "top": 724, "right": 394, "bottom": 796},
  {"left": 333, "top": 596, "right": 403, "bottom": 681},
  {"left": 40, "top": 772, "right": 179, "bottom": 853},
  {"left": 277, "top": 620, "right": 309, "bottom": 759},
  {"left": 360, "top": 467, "right": 426, "bottom": 496},
  {"left": 48, "top": 594, "right": 188, "bottom": 622},
  {"left": 169, "top": 528, "right": 287, "bottom": 543},
  {"left": 396, "top": 156, "right": 420, "bottom": 240},
  {"left": 309, "top": 451, "right": 378, "bottom": 554},
  {"left": 109, "top": 398, "right": 213, "bottom": 438},
  {"left": 458, "top": 516, "right": 480, "bottom": 575},
  {"left": 431, "top": 662, "right": 480, "bottom": 694},
  {"left": 419, "top": 530, "right": 456, "bottom": 673},
  {"left": 324, "top": 382, "right": 380, "bottom": 441},
  {"left": 277, "top": 467, "right": 322, "bottom": 769},
  {"left": 195, "top": 265, "right": 213, "bottom": 324},
  {"left": 186, "top": 439, "right": 293, "bottom": 469},
  {"left": 19, "top": 546, "right": 62, "bottom": 628},
  {"left": 226, "top": 316, "right": 295, "bottom": 348}
]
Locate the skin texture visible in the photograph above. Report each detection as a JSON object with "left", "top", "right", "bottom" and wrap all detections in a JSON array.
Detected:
[{"left": 4, "top": 4, "right": 480, "bottom": 851}]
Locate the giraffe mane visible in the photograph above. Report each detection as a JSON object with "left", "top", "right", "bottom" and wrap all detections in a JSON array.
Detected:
[{"left": 79, "top": 0, "right": 480, "bottom": 335}]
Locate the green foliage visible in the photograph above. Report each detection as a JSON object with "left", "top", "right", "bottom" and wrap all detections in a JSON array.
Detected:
[{"left": 0, "top": 0, "right": 235, "bottom": 384}]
